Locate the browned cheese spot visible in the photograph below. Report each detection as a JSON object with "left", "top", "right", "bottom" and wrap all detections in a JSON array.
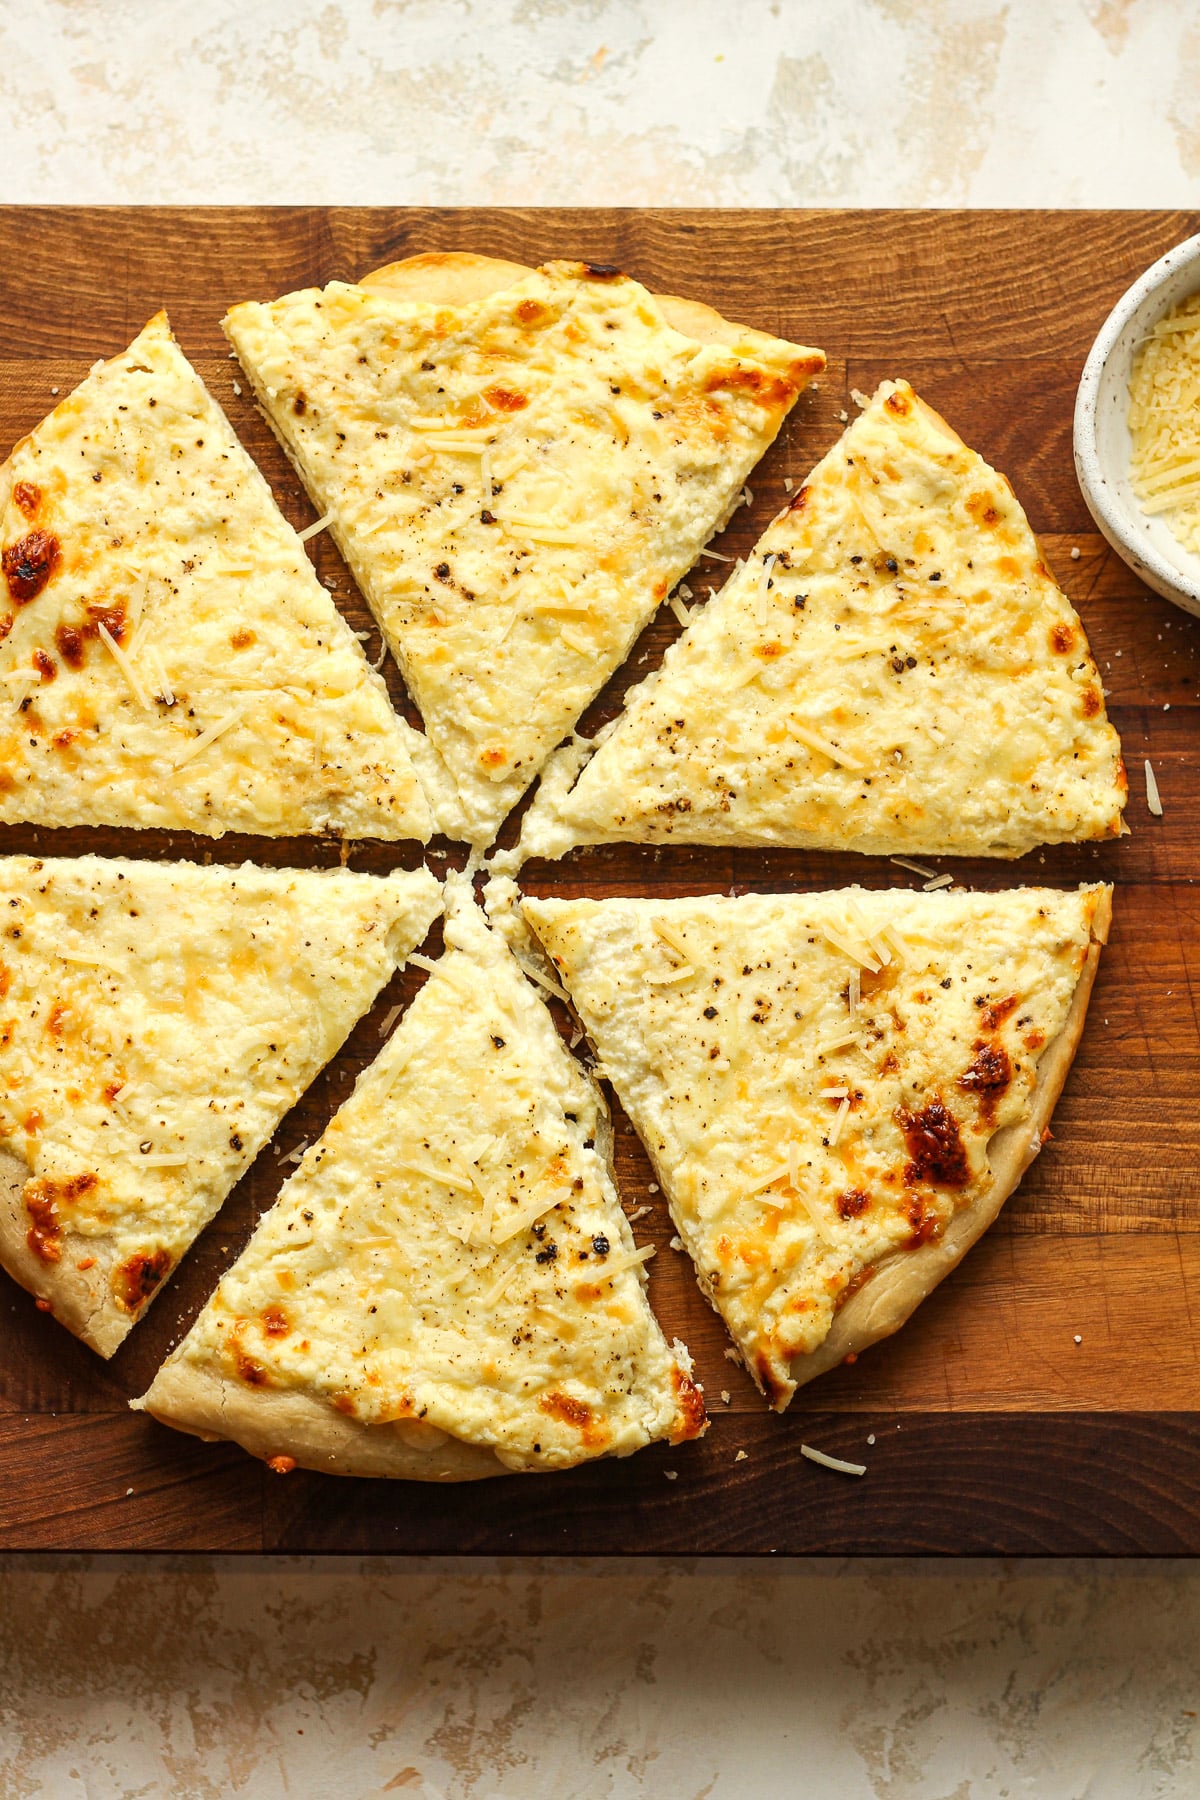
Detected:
[
  {"left": 3, "top": 529, "right": 61, "bottom": 604},
  {"left": 705, "top": 366, "right": 794, "bottom": 408},
  {"left": 958, "top": 1043, "right": 1013, "bottom": 1125},
  {"left": 899, "top": 1099, "right": 970, "bottom": 1189},
  {"left": 483, "top": 385, "right": 528, "bottom": 412},
  {"left": 23, "top": 1171, "right": 99, "bottom": 1265},
  {"left": 670, "top": 1365, "right": 708, "bottom": 1440},
  {"left": 114, "top": 1248, "right": 172, "bottom": 1313},
  {"left": 836, "top": 1187, "right": 871, "bottom": 1220}
]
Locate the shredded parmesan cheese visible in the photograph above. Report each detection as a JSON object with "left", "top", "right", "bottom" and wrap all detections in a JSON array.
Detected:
[
  {"left": 394, "top": 1156, "right": 475, "bottom": 1193},
  {"left": 827, "top": 1097, "right": 851, "bottom": 1146},
  {"left": 669, "top": 595, "right": 692, "bottom": 629},
  {"left": 801, "top": 1444, "right": 866, "bottom": 1477},
  {"left": 754, "top": 553, "right": 777, "bottom": 628},
  {"left": 378, "top": 1003, "right": 403, "bottom": 1037},
  {"left": 594, "top": 1243, "right": 656, "bottom": 1281},
  {"left": 1145, "top": 757, "right": 1163, "bottom": 816},
  {"left": 819, "top": 925, "right": 881, "bottom": 973},
  {"left": 172, "top": 705, "right": 245, "bottom": 769},
  {"left": 786, "top": 718, "right": 864, "bottom": 772},
  {"left": 297, "top": 509, "right": 334, "bottom": 543},
  {"left": 1129, "top": 294, "right": 1200, "bottom": 553},
  {"left": 890, "top": 856, "right": 938, "bottom": 879},
  {"left": 97, "top": 622, "right": 152, "bottom": 710},
  {"left": 58, "top": 948, "right": 124, "bottom": 974},
  {"left": 517, "top": 959, "right": 572, "bottom": 1003},
  {"left": 651, "top": 918, "right": 696, "bottom": 966},
  {"left": 481, "top": 1254, "right": 525, "bottom": 1307},
  {"left": 139, "top": 1152, "right": 189, "bottom": 1168},
  {"left": 922, "top": 873, "right": 954, "bottom": 892}
]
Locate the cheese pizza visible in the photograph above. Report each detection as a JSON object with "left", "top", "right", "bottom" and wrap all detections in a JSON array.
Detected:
[
  {"left": 522, "top": 882, "right": 1111, "bottom": 1407},
  {"left": 0, "top": 856, "right": 440, "bottom": 1355},
  {"left": 0, "top": 314, "right": 433, "bottom": 839},
  {"left": 137, "top": 877, "right": 705, "bottom": 1478},
  {"left": 517, "top": 380, "right": 1126, "bottom": 863},
  {"left": 224, "top": 253, "right": 824, "bottom": 845}
]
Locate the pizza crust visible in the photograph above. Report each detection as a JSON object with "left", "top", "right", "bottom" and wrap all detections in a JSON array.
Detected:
[
  {"left": 135, "top": 1361, "right": 505, "bottom": 1481},
  {"left": 0, "top": 1148, "right": 126, "bottom": 1356},
  {"left": 786, "top": 887, "right": 1113, "bottom": 1395},
  {"left": 357, "top": 250, "right": 808, "bottom": 366}
]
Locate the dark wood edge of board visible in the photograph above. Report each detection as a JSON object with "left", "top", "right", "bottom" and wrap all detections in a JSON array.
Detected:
[{"left": 3, "top": 1411, "right": 1197, "bottom": 1555}]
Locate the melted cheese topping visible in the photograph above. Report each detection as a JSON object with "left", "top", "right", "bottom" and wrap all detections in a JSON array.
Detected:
[
  {"left": 0, "top": 314, "right": 432, "bottom": 839},
  {"left": 518, "top": 380, "right": 1126, "bottom": 862},
  {"left": 152, "top": 879, "right": 702, "bottom": 1472},
  {"left": 1128, "top": 292, "right": 1200, "bottom": 554},
  {"left": 224, "top": 260, "right": 823, "bottom": 845},
  {"left": 0, "top": 855, "right": 440, "bottom": 1344},
  {"left": 523, "top": 884, "right": 1107, "bottom": 1407}
]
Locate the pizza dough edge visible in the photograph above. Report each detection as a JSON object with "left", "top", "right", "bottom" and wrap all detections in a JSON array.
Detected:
[
  {"left": 134, "top": 1360, "right": 505, "bottom": 1482},
  {"left": 0, "top": 1147, "right": 132, "bottom": 1357}
]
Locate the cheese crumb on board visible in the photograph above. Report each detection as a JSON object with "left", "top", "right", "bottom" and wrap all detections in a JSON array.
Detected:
[
  {"left": 801, "top": 1443, "right": 866, "bottom": 1477},
  {"left": 1145, "top": 758, "right": 1163, "bottom": 816}
]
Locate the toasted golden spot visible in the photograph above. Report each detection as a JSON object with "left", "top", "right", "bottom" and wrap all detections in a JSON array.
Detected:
[
  {"left": 516, "top": 297, "right": 551, "bottom": 328},
  {"left": 539, "top": 1389, "right": 609, "bottom": 1448},
  {"left": 483, "top": 385, "right": 528, "bottom": 412},
  {"left": 230, "top": 627, "right": 256, "bottom": 650},
  {"left": 965, "top": 490, "right": 1002, "bottom": 526}
]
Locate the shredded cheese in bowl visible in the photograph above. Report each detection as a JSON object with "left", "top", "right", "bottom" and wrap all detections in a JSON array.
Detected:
[{"left": 1128, "top": 292, "right": 1200, "bottom": 553}]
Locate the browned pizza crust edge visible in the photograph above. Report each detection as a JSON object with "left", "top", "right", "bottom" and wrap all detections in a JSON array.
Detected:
[
  {"left": 0, "top": 1147, "right": 134, "bottom": 1358},
  {"left": 134, "top": 1361, "right": 507, "bottom": 1481}
]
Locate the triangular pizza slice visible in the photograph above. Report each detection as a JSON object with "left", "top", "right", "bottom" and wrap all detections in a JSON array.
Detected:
[
  {"left": 0, "top": 313, "right": 433, "bottom": 839},
  {"left": 518, "top": 380, "right": 1127, "bottom": 863},
  {"left": 0, "top": 856, "right": 440, "bottom": 1355},
  {"left": 137, "top": 877, "right": 705, "bottom": 1479},
  {"left": 224, "top": 253, "right": 824, "bottom": 846},
  {"left": 522, "top": 882, "right": 1110, "bottom": 1408}
]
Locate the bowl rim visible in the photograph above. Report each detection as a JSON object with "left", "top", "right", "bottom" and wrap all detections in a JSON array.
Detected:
[{"left": 1074, "top": 229, "right": 1200, "bottom": 606}]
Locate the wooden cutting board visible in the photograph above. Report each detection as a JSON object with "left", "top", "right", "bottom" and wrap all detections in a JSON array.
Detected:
[{"left": 1, "top": 207, "right": 1198, "bottom": 1554}]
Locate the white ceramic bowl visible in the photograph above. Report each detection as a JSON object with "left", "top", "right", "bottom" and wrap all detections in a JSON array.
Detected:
[{"left": 1074, "top": 231, "right": 1200, "bottom": 618}]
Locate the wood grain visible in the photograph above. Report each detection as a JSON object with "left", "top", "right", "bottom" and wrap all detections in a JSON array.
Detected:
[{"left": 0, "top": 208, "right": 1197, "bottom": 1554}]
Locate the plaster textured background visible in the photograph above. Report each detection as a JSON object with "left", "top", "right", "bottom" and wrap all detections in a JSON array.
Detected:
[{"left": 3, "top": 2, "right": 1200, "bottom": 1796}]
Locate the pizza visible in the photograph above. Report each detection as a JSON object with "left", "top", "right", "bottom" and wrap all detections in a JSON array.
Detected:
[
  {"left": 0, "top": 313, "right": 434, "bottom": 840},
  {"left": 517, "top": 380, "right": 1127, "bottom": 863},
  {"left": 0, "top": 855, "right": 440, "bottom": 1355},
  {"left": 520, "top": 881, "right": 1111, "bottom": 1407},
  {"left": 136, "top": 878, "right": 705, "bottom": 1478},
  {"left": 223, "top": 252, "right": 824, "bottom": 845}
]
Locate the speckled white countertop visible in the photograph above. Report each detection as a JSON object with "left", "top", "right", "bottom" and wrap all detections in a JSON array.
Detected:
[{"left": 3, "top": 3, "right": 1200, "bottom": 1796}]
